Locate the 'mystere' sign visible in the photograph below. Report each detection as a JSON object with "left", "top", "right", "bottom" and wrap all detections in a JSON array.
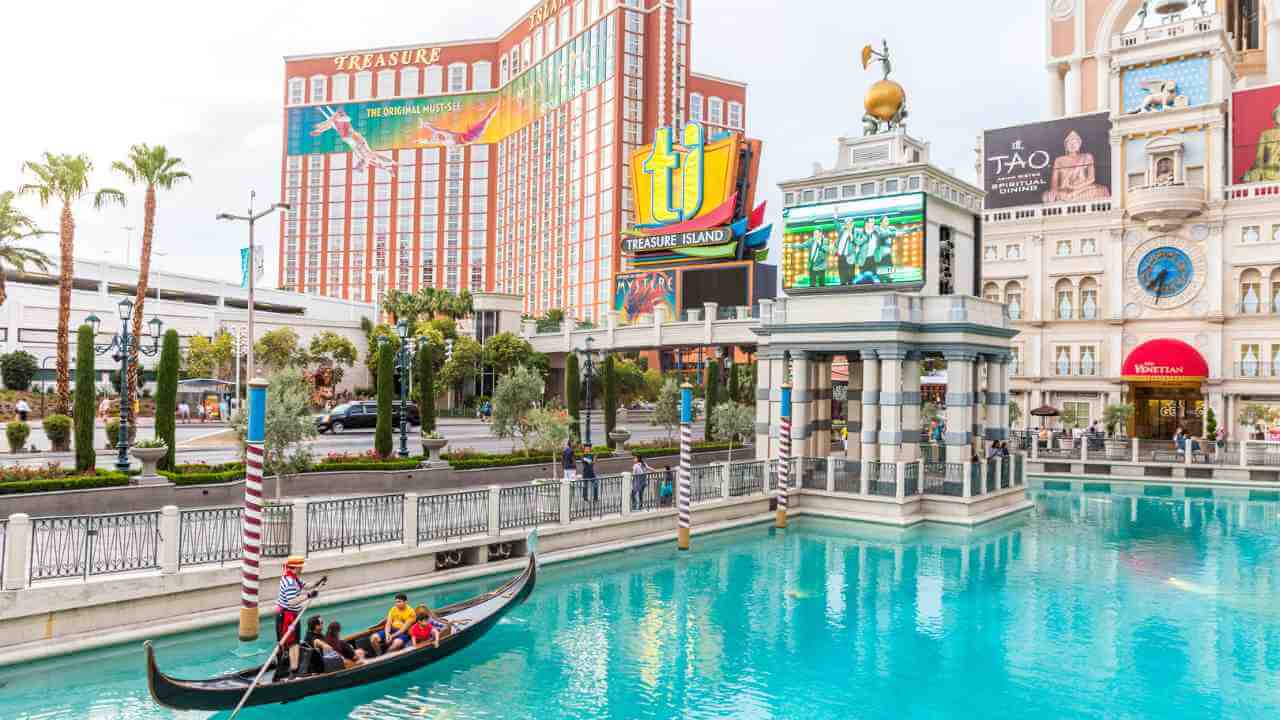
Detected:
[{"left": 622, "top": 227, "right": 732, "bottom": 254}]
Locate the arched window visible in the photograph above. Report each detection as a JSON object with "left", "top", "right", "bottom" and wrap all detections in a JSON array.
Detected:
[
  {"left": 983, "top": 282, "right": 1001, "bottom": 303},
  {"left": 399, "top": 67, "right": 419, "bottom": 97},
  {"left": 1270, "top": 268, "right": 1280, "bottom": 313},
  {"left": 1004, "top": 281, "right": 1023, "bottom": 320},
  {"left": 707, "top": 96, "right": 724, "bottom": 125},
  {"left": 1079, "top": 276, "right": 1099, "bottom": 320},
  {"left": 472, "top": 61, "right": 492, "bottom": 91},
  {"left": 332, "top": 73, "right": 350, "bottom": 102},
  {"left": 689, "top": 93, "right": 703, "bottom": 123},
  {"left": 1241, "top": 268, "right": 1263, "bottom": 314},
  {"left": 376, "top": 69, "right": 396, "bottom": 98},
  {"left": 425, "top": 65, "right": 443, "bottom": 94},
  {"left": 728, "top": 102, "right": 743, "bottom": 128},
  {"left": 1055, "top": 278, "right": 1075, "bottom": 321}
]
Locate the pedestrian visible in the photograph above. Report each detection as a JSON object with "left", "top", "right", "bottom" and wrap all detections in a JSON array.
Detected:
[
  {"left": 15, "top": 397, "right": 30, "bottom": 422},
  {"left": 659, "top": 465, "right": 674, "bottom": 507},
  {"left": 631, "top": 455, "right": 653, "bottom": 508},
  {"left": 562, "top": 438, "right": 576, "bottom": 483},
  {"left": 580, "top": 450, "right": 598, "bottom": 504},
  {"left": 98, "top": 396, "right": 111, "bottom": 422}
]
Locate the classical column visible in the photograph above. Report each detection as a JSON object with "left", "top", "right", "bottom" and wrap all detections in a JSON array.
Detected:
[
  {"left": 1270, "top": 2, "right": 1280, "bottom": 84},
  {"left": 791, "top": 351, "right": 813, "bottom": 458},
  {"left": 860, "top": 350, "right": 881, "bottom": 474},
  {"left": 986, "top": 356, "right": 1009, "bottom": 441},
  {"left": 945, "top": 352, "right": 976, "bottom": 465},
  {"left": 845, "top": 354, "right": 863, "bottom": 460},
  {"left": 900, "top": 351, "right": 923, "bottom": 461},
  {"left": 1065, "top": 59, "right": 1082, "bottom": 116},
  {"left": 1046, "top": 64, "right": 1065, "bottom": 118},
  {"left": 972, "top": 356, "right": 986, "bottom": 445},
  {"left": 879, "top": 350, "right": 905, "bottom": 462},
  {"left": 755, "top": 352, "right": 781, "bottom": 460},
  {"left": 813, "top": 356, "right": 832, "bottom": 456}
]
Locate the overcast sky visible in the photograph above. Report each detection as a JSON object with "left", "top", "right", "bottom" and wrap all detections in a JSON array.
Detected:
[{"left": 0, "top": 0, "right": 1043, "bottom": 286}]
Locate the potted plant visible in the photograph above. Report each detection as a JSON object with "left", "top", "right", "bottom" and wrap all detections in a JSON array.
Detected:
[
  {"left": 1102, "top": 403, "right": 1134, "bottom": 459},
  {"left": 130, "top": 437, "right": 169, "bottom": 484},
  {"left": 421, "top": 430, "right": 448, "bottom": 463},
  {"left": 6, "top": 421, "right": 30, "bottom": 454}
]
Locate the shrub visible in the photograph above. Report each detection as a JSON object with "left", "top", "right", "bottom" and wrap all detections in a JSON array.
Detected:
[
  {"left": 155, "top": 329, "right": 180, "bottom": 470},
  {"left": 704, "top": 362, "right": 720, "bottom": 441},
  {"left": 417, "top": 343, "right": 436, "bottom": 433},
  {"left": 43, "top": 414, "right": 72, "bottom": 452},
  {"left": 0, "top": 472, "right": 132, "bottom": 495},
  {"left": 602, "top": 355, "right": 618, "bottom": 448},
  {"left": 133, "top": 437, "right": 167, "bottom": 449},
  {"left": 73, "top": 325, "right": 96, "bottom": 472},
  {"left": 565, "top": 353, "right": 580, "bottom": 440},
  {"left": 6, "top": 421, "right": 30, "bottom": 453},
  {"left": 0, "top": 350, "right": 38, "bottom": 391},
  {"left": 104, "top": 418, "right": 137, "bottom": 448}
]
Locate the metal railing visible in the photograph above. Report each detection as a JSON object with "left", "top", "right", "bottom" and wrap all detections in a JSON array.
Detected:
[
  {"left": 728, "top": 461, "right": 765, "bottom": 496},
  {"left": 793, "top": 457, "right": 828, "bottom": 490},
  {"left": 1039, "top": 443, "right": 1081, "bottom": 460},
  {"left": 498, "top": 483, "right": 560, "bottom": 530},
  {"left": 690, "top": 464, "right": 724, "bottom": 503},
  {"left": 986, "top": 458, "right": 998, "bottom": 493},
  {"left": 306, "top": 494, "right": 404, "bottom": 553},
  {"left": 924, "top": 462, "right": 966, "bottom": 497},
  {"left": 902, "top": 462, "right": 919, "bottom": 496},
  {"left": 418, "top": 490, "right": 488, "bottom": 544},
  {"left": 920, "top": 444, "right": 946, "bottom": 463},
  {"left": 1246, "top": 443, "right": 1280, "bottom": 467},
  {"left": 631, "top": 471, "right": 673, "bottom": 511},
  {"left": 1013, "top": 454, "right": 1024, "bottom": 485},
  {"left": 570, "top": 475, "right": 624, "bottom": 521},
  {"left": 1233, "top": 361, "right": 1280, "bottom": 378},
  {"left": 970, "top": 462, "right": 982, "bottom": 496},
  {"left": 30, "top": 511, "right": 161, "bottom": 583},
  {"left": 1000, "top": 458, "right": 1011, "bottom": 488},
  {"left": 832, "top": 458, "right": 860, "bottom": 493},
  {"left": 178, "top": 505, "right": 291, "bottom": 568},
  {"left": 1008, "top": 431, "right": 1032, "bottom": 452},
  {"left": 868, "top": 462, "right": 896, "bottom": 497}
]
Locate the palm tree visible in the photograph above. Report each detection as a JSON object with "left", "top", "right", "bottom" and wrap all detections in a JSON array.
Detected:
[
  {"left": 19, "top": 153, "right": 125, "bottom": 414},
  {"left": 112, "top": 144, "right": 190, "bottom": 407},
  {"left": 0, "top": 191, "right": 53, "bottom": 306}
]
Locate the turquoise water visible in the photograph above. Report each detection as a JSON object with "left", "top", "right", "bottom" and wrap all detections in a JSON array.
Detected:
[{"left": 4, "top": 489, "right": 1280, "bottom": 719}]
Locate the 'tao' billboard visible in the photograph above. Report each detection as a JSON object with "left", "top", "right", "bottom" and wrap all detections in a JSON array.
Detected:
[{"left": 982, "top": 112, "right": 1112, "bottom": 210}]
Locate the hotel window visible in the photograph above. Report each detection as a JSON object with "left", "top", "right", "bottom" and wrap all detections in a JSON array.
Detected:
[
  {"left": 509, "top": 47, "right": 520, "bottom": 76},
  {"left": 472, "top": 61, "right": 492, "bottom": 91},
  {"left": 1004, "top": 282, "right": 1022, "bottom": 320},
  {"left": 399, "top": 67, "right": 419, "bottom": 97},
  {"left": 860, "top": 182, "right": 876, "bottom": 195},
  {"left": 522, "top": 38, "right": 531, "bottom": 68},
  {"left": 1055, "top": 279, "right": 1075, "bottom": 320},
  {"left": 908, "top": 175, "right": 922, "bottom": 191},
  {"left": 448, "top": 63, "right": 467, "bottom": 92},
  {"left": 1079, "top": 346, "right": 1098, "bottom": 376},
  {"left": 1242, "top": 225, "right": 1261, "bottom": 244},
  {"left": 376, "top": 70, "right": 395, "bottom": 98},
  {"left": 707, "top": 97, "right": 724, "bottom": 125},
  {"left": 533, "top": 28, "right": 544, "bottom": 60},
  {"left": 801, "top": 189, "right": 815, "bottom": 203},
  {"left": 1240, "top": 268, "right": 1263, "bottom": 313},
  {"left": 625, "top": 9, "right": 642, "bottom": 32},
  {"left": 574, "top": 0, "right": 585, "bottom": 30},
  {"left": 425, "top": 65, "right": 443, "bottom": 94},
  {"left": 1240, "top": 343, "right": 1262, "bottom": 377},
  {"left": 1055, "top": 346, "right": 1072, "bottom": 376},
  {"left": 984, "top": 245, "right": 998, "bottom": 261},
  {"left": 354, "top": 71, "right": 372, "bottom": 99},
  {"left": 983, "top": 282, "right": 1001, "bottom": 303},
  {"left": 332, "top": 73, "right": 350, "bottom": 101},
  {"left": 500, "top": 57, "right": 509, "bottom": 85},
  {"left": 1056, "top": 238, "right": 1072, "bottom": 256},
  {"left": 625, "top": 33, "right": 642, "bottom": 56},
  {"left": 558, "top": 7, "right": 571, "bottom": 42},
  {"left": 1080, "top": 237, "right": 1097, "bottom": 255},
  {"left": 287, "top": 78, "right": 305, "bottom": 105},
  {"left": 822, "top": 187, "right": 837, "bottom": 201},
  {"left": 727, "top": 102, "right": 743, "bottom": 128},
  {"left": 841, "top": 185, "right": 856, "bottom": 198},
  {"left": 309, "top": 75, "right": 327, "bottom": 103},
  {"left": 1062, "top": 400, "right": 1089, "bottom": 428},
  {"left": 783, "top": 192, "right": 795, "bottom": 206},
  {"left": 1271, "top": 269, "right": 1280, "bottom": 312},
  {"left": 885, "top": 178, "right": 899, "bottom": 193},
  {"left": 1079, "top": 277, "right": 1099, "bottom": 320},
  {"left": 1005, "top": 244, "right": 1022, "bottom": 260}
]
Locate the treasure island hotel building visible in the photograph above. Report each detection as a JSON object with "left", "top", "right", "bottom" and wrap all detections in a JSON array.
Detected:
[
  {"left": 278, "top": 0, "right": 746, "bottom": 325},
  {"left": 976, "top": 0, "right": 1280, "bottom": 439}
]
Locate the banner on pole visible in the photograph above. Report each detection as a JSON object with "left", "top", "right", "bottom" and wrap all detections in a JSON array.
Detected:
[{"left": 240, "top": 246, "right": 264, "bottom": 288}]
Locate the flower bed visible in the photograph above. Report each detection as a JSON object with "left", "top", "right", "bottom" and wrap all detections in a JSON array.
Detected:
[
  {"left": 160, "top": 462, "right": 245, "bottom": 486},
  {"left": 0, "top": 466, "right": 132, "bottom": 495},
  {"left": 444, "top": 446, "right": 614, "bottom": 470}
]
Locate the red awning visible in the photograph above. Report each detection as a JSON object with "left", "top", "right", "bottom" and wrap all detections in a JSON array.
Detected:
[{"left": 1121, "top": 339, "right": 1208, "bottom": 382}]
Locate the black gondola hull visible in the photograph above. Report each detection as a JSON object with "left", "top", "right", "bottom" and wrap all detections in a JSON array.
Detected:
[{"left": 146, "top": 555, "right": 536, "bottom": 711}]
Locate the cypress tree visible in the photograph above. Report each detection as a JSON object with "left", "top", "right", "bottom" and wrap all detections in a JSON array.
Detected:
[
  {"left": 73, "top": 325, "right": 96, "bottom": 472},
  {"left": 375, "top": 342, "right": 394, "bottom": 458},
  {"left": 565, "top": 353, "right": 581, "bottom": 441},
  {"left": 155, "top": 329, "right": 180, "bottom": 470},
  {"left": 602, "top": 354, "right": 618, "bottom": 448},
  {"left": 728, "top": 361, "right": 740, "bottom": 403},
  {"left": 417, "top": 343, "right": 435, "bottom": 433},
  {"left": 704, "top": 361, "right": 721, "bottom": 440}
]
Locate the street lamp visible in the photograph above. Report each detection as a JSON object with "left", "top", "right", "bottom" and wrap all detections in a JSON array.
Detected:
[
  {"left": 216, "top": 190, "right": 290, "bottom": 381},
  {"left": 87, "top": 298, "right": 163, "bottom": 472},
  {"left": 577, "top": 336, "right": 598, "bottom": 447},
  {"left": 381, "top": 322, "right": 422, "bottom": 459}
]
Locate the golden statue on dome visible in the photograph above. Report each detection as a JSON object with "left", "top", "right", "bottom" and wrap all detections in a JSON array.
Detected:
[{"left": 861, "top": 40, "right": 907, "bottom": 136}]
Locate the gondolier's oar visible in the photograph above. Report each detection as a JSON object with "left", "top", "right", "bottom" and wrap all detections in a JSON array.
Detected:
[{"left": 229, "top": 576, "right": 327, "bottom": 720}]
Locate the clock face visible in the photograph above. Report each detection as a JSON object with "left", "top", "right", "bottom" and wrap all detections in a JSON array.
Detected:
[{"left": 1136, "top": 246, "right": 1193, "bottom": 298}]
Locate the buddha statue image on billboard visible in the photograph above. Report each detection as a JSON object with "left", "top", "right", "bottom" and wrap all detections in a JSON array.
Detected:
[
  {"left": 1041, "top": 129, "right": 1111, "bottom": 203},
  {"left": 1241, "top": 105, "right": 1280, "bottom": 183}
]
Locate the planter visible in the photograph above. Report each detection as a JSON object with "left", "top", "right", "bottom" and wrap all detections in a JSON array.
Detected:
[
  {"left": 686, "top": 309, "right": 702, "bottom": 322},
  {"left": 129, "top": 445, "right": 170, "bottom": 486},
  {"left": 422, "top": 436, "right": 448, "bottom": 463},
  {"left": 608, "top": 429, "right": 631, "bottom": 447}
]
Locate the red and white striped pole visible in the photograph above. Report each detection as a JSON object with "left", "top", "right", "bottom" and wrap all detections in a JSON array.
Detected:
[
  {"left": 777, "top": 382, "right": 792, "bottom": 529},
  {"left": 239, "top": 377, "right": 268, "bottom": 641},
  {"left": 677, "top": 382, "right": 693, "bottom": 550}
]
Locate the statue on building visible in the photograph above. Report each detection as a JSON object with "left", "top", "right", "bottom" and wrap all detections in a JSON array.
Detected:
[
  {"left": 860, "top": 40, "right": 908, "bottom": 136},
  {"left": 1129, "top": 79, "right": 1187, "bottom": 113},
  {"left": 1041, "top": 129, "right": 1111, "bottom": 203},
  {"left": 1242, "top": 105, "right": 1280, "bottom": 183}
]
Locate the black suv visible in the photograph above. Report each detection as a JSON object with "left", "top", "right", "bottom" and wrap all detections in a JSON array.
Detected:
[{"left": 316, "top": 401, "right": 420, "bottom": 433}]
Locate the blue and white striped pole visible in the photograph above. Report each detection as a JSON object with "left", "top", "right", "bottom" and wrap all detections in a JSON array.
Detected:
[
  {"left": 777, "top": 382, "right": 791, "bottom": 529},
  {"left": 677, "top": 382, "right": 693, "bottom": 550},
  {"left": 239, "top": 377, "right": 268, "bottom": 641}
]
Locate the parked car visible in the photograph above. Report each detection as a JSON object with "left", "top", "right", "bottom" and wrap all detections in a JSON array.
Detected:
[{"left": 316, "top": 401, "right": 420, "bottom": 433}]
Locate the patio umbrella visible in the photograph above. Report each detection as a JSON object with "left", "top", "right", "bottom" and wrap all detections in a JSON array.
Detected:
[{"left": 1030, "top": 405, "right": 1060, "bottom": 428}]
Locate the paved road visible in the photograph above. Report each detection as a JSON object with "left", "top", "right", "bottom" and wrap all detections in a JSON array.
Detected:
[{"left": 1, "top": 418, "right": 701, "bottom": 470}]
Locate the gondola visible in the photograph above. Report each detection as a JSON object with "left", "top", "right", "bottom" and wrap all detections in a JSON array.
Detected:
[{"left": 145, "top": 554, "right": 536, "bottom": 711}]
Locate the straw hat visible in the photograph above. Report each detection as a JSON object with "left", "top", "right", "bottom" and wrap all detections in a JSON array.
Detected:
[{"left": 285, "top": 555, "right": 305, "bottom": 568}]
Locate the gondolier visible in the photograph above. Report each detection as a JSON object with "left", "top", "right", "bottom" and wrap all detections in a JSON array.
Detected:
[{"left": 275, "top": 556, "right": 321, "bottom": 680}]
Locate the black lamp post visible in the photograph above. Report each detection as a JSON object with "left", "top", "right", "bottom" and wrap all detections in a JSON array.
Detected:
[
  {"left": 577, "top": 336, "right": 597, "bottom": 447},
  {"left": 87, "top": 298, "right": 162, "bottom": 472},
  {"left": 390, "top": 320, "right": 425, "bottom": 459}
]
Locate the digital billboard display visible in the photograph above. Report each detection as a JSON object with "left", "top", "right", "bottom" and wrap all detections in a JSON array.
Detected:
[
  {"left": 680, "top": 264, "right": 750, "bottom": 311},
  {"left": 614, "top": 270, "right": 677, "bottom": 323},
  {"left": 1232, "top": 84, "right": 1280, "bottom": 184},
  {"left": 982, "top": 112, "right": 1112, "bottom": 209},
  {"left": 781, "top": 193, "right": 925, "bottom": 292}
]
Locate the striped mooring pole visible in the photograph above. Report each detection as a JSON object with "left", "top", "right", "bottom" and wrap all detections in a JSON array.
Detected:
[
  {"left": 677, "top": 382, "right": 693, "bottom": 550},
  {"left": 238, "top": 377, "right": 268, "bottom": 641},
  {"left": 776, "top": 382, "right": 791, "bottom": 529}
]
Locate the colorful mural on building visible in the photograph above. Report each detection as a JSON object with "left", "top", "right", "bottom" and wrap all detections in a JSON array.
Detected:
[{"left": 613, "top": 270, "right": 677, "bottom": 323}]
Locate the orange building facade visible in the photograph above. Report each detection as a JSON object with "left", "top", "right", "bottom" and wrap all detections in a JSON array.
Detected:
[{"left": 279, "top": 0, "right": 747, "bottom": 322}]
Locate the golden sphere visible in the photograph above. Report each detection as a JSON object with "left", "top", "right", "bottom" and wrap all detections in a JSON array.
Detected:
[{"left": 864, "top": 79, "right": 906, "bottom": 122}]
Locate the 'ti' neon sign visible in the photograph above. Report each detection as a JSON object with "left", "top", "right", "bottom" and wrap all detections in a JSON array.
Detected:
[{"left": 641, "top": 123, "right": 706, "bottom": 224}]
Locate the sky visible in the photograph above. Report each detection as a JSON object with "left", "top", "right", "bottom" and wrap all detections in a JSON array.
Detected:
[{"left": 0, "top": 0, "right": 1044, "bottom": 287}]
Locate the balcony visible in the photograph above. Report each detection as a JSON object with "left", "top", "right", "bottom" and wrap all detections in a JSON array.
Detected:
[
  {"left": 1127, "top": 183, "right": 1206, "bottom": 232},
  {"left": 1053, "top": 362, "right": 1101, "bottom": 378},
  {"left": 1233, "top": 361, "right": 1280, "bottom": 379},
  {"left": 1112, "top": 12, "right": 1221, "bottom": 51}
]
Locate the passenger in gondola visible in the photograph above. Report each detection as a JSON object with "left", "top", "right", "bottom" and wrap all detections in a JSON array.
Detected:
[
  {"left": 301, "top": 616, "right": 333, "bottom": 674},
  {"left": 324, "top": 621, "right": 366, "bottom": 668},
  {"left": 370, "top": 593, "right": 416, "bottom": 656},
  {"left": 409, "top": 605, "right": 452, "bottom": 649}
]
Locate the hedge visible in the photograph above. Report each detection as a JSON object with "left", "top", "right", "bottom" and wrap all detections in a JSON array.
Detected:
[
  {"left": 630, "top": 440, "right": 736, "bottom": 459},
  {"left": 0, "top": 471, "right": 131, "bottom": 495},
  {"left": 444, "top": 446, "right": 614, "bottom": 470},
  {"left": 312, "top": 459, "right": 423, "bottom": 472}
]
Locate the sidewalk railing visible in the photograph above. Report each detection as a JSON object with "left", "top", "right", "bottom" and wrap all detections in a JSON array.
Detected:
[
  {"left": 690, "top": 465, "right": 724, "bottom": 503},
  {"left": 178, "top": 505, "right": 291, "bottom": 568},
  {"left": 632, "top": 471, "right": 672, "bottom": 510},
  {"left": 29, "top": 511, "right": 161, "bottom": 583},
  {"left": 868, "top": 462, "right": 896, "bottom": 497},
  {"left": 570, "top": 475, "right": 624, "bottom": 521},
  {"left": 832, "top": 458, "right": 860, "bottom": 493},
  {"left": 417, "top": 490, "right": 488, "bottom": 544},
  {"left": 307, "top": 494, "right": 404, "bottom": 553},
  {"left": 498, "top": 483, "right": 560, "bottom": 530},
  {"left": 728, "top": 461, "right": 766, "bottom": 496}
]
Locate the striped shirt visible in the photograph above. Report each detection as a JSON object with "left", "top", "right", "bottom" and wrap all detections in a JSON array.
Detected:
[{"left": 277, "top": 572, "right": 305, "bottom": 611}]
